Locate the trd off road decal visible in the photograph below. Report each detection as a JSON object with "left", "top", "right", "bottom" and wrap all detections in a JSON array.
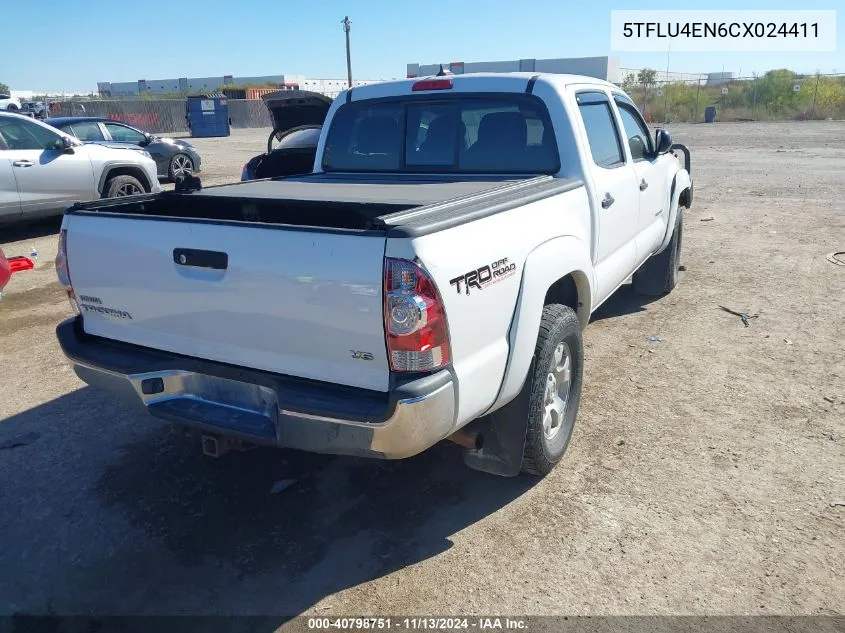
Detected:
[{"left": 450, "top": 257, "right": 517, "bottom": 295}]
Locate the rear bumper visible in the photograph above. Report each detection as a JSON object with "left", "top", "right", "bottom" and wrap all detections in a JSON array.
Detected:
[{"left": 56, "top": 318, "right": 456, "bottom": 459}]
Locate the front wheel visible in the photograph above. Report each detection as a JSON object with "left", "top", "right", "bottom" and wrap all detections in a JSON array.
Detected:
[
  {"left": 633, "top": 208, "right": 684, "bottom": 296},
  {"left": 168, "top": 153, "right": 194, "bottom": 181},
  {"left": 521, "top": 304, "right": 584, "bottom": 476},
  {"left": 103, "top": 175, "right": 146, "bottom": 198}
]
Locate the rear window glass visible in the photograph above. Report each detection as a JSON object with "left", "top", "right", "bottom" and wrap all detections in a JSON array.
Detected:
[
  {"left": 275, "top": 126, "right": 321, "bottom": 150},
  {"left": 322, "top": 95, "right": 559, "bottom": 173}
]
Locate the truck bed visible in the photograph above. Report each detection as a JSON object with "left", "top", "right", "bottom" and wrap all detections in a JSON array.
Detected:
[{"left": 70, "top": 173, "right": 583, "bottom": 236}]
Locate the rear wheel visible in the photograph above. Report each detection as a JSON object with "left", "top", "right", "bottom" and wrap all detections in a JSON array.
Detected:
[
  {"left": 521, "top": 304, "right": 584, "bottom": 477},
  {"left": 168, "top": 153, "right": 194, "bottom": 181},
  {"left": 633, "top": 208, "right": 684, "bottom": 296},
  {"left": 104, "top": 175, "right": 145, "bottom": 198},
  {"left": 6, "top": 104, "right": 18, "bottom": 112}
]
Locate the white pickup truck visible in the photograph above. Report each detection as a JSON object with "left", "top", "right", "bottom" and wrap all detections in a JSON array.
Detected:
[{"left": 56, "top": 72, "right": 692, "bottom": 477}]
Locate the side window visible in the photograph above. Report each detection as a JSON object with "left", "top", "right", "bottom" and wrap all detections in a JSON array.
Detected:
[
  {"left": 104, "top": 123, "right": 146, "bottom": 144},
  {"left": 69, "top": 122, "right": 105, "bottom": 142},
  {"left": 615, "top": 102, "right": 653, "bottom": 161},
  {"left": 0, "top": 117, "right": 61, "bottom": 150},
  {"left": 576, "top": 93, "right": 624, "bottom": 168}
]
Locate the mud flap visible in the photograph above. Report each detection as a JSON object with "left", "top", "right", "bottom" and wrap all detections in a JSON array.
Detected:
[{"left": 461, "top": 358, "right": 535, "bottom": 477}]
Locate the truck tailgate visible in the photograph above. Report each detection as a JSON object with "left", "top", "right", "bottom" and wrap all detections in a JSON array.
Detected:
[{"left": 65, "top": 214, "right": 390, "bottom": 391}]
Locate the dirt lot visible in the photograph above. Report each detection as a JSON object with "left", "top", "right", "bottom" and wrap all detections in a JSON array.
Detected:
[{"left": 0, "top": 123, "right": 843, "bottom": 622}]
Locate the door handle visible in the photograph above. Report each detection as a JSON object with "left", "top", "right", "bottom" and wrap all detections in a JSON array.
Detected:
[
  {"left": 601, "top": 193, "right": 615, "bottom": 209},
  {"left": 173, "top": 248, "right": 228, "bottom": 270},
  {"left": 639, "top": 179, "right": 649, "bottom": 191},
  {"left": 12, "top": 160, "right": 34, "bottom": 168}
]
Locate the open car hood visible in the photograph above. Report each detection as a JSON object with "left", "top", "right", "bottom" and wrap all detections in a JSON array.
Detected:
[{"left": 262, "top": 90, "right": 332, "bottom": 135}]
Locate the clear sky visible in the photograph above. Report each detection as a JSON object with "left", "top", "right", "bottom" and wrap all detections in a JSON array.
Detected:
[{"left": 1, "top": 0, "right": 842, "bottom": 92}]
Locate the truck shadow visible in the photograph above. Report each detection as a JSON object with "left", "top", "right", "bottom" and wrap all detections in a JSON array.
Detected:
[
  {"left": 0, "top": 386, "right": 536, "bottom": 623},
  {"left": 1, "top": 216, "right": 62, "bottom": 243},
  {"left": 589, "top": 283, "right": 664, "bottom": 322}
]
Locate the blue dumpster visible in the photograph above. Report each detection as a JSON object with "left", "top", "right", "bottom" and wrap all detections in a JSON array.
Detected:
[
  {"left": 186, "top": 94, "right": 230, "bottom": 138},
  {"left": 704, "top": 105, "right": 717, "bottom": 123}
]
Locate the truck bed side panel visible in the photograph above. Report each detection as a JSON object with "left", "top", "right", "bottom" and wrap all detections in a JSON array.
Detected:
[{"left": 388, "top": 184, "right": 592, "bottom": 424}]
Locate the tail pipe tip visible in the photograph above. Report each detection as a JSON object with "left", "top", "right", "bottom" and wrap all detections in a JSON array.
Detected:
[{"left": 447, "top": 429, "right": 484, "bottom": 451}]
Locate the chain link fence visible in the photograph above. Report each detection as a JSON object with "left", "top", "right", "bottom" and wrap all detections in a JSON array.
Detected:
[
  {"left": 620, "top": 72, "right": 845, "bottom": 124},
  {"left": 49, "top": 98, "right": 274, "bottom": 134},
  {"left": 50, "top": 72, "right": 845, "bottom": 133}
]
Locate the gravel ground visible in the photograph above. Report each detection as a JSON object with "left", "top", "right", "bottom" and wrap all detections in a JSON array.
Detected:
[{"left": 0, "top": 123, "right": 843, "bottom": 623}]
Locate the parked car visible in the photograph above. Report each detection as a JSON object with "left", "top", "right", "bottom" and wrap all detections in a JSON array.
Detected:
[
  {"left": 1, "top": 111, "right": 161, "bottom": 225},
  {"left": 240, "top": 90, "right": 330, "bottom": 180},
  {"left": 0, "top": 94, "right": 22, "bottom": 111},
  {"left": 45, "top": 117, "right": 202, "bottom": 181},
  {"left": 0, "top": 248, "right": 11, "bottom": 295},
  {"left": 55, "top": 72, "right": 692, "bottom": 478},
  {"left": 21, "top": 102, "right": 47, "bottom": 119}
]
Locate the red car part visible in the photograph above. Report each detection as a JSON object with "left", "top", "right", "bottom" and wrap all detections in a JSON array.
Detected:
[
  {"left": 0, "top": 249, "right": 35, "bottom": 293},
  {"left": 8, "top": 256, "right": 34, "bottom": 274}
]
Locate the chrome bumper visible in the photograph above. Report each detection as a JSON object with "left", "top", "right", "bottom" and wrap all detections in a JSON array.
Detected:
[{"left": 59, "top": 321, "right": 456, "bottom": 460}]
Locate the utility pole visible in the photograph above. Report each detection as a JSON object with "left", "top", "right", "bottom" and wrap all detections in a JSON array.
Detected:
[
  {"left": 663, "top": 39, "right": 671, "bottom": 124},
  {"left": 342, "top": 16, "right": 352, "bottom": 89}
]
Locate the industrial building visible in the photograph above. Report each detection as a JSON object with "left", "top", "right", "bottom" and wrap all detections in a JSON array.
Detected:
[
  {"left": 704, "top": 72, "right": 735, "bottom": 85},
  {"left": 407, "top": 56, "right": 622, "bottom": 83},
  {"left": 96, "top": 74, "right": 383, "bottom": 98}
]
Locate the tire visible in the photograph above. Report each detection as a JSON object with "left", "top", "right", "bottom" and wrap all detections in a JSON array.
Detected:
[
  {"left": 632, "top": 208, "right": 684, "bottom": 296},
  {"left": 521, "top": 304, "right": 584, "bottom": 477},
  {"left": 6, "top": 104, "right": 18, "bottom": 112},
  {"left": 103, "top": 175, "right": 146, "bottom": 198},
  {"left": 168, "top": 153, "right": 194, "bottom": 181}
]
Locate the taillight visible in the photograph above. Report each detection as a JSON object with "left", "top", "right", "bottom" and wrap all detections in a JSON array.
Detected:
[
  {"left": 240, "top": 163, "right": 251, "bottom": 181},
  {"left": 412, "top": 79, "right": 453, "bottom": 91},
  {"left": 384, "top": 258, "right": 450, "bottom": 372},
  {"left": 55, "top": 229, "right": 79, "bottom": 315}
]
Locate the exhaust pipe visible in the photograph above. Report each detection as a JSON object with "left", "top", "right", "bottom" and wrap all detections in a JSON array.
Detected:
[{"left": 447, "top": 428, "right": 484, "bottom": 451}]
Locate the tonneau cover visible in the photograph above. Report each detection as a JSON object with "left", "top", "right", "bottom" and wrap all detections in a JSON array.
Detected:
[{"left": 194, "top": 175, "right": 527, "bottom": 206}]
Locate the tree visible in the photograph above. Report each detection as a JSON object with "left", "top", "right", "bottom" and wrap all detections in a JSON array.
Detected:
[
  {"left": 0, "top": 82, "right": 9, "bottom": 95},
  {"left": 637, "top": 68, "right": 657, "bottom": 86}
]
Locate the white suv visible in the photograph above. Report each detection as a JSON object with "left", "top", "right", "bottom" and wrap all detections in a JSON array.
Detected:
[
  {"left": 0, "top": 112, "right": 161, "bottom": 225},
  {"left": 0, "top": 94, "right": 22, "bottom": 111}
]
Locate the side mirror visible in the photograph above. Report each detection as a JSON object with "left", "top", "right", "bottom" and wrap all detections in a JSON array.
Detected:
[
  {"left": 140, "top": 132, "right": 152, "bottom": 146},
  {"left": 49, "top": 136, "right": 75, "bottom": 152},
  {"left": 654, "top": 128, "right": 673, "bottom": 155}
]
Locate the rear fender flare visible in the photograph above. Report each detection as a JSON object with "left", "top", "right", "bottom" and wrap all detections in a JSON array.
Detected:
[
  {"left": 487, "top": 236, "right": 593, "bottom": 413},
  {"left": 97, "top": 162, "right": 152, "bottom": 196}
]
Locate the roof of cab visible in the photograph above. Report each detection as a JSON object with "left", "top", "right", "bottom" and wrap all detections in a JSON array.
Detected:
[
  {"left": 44, "top": 117, "right": 110, "bottom": 126},
  {"left": 344, "top": 72, "right": 617, "bottom": 102}
]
